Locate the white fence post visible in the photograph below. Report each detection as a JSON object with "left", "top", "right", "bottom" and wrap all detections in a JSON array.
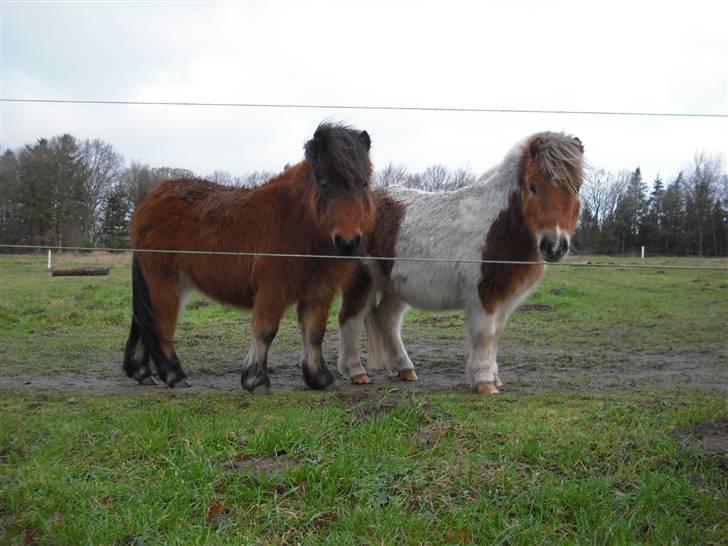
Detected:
[
  {"left": 48, "top": 249, "right": 52, "bottom": 269},
  {"left": 641, "top": 246, "right": 645, "bottom": 259}
]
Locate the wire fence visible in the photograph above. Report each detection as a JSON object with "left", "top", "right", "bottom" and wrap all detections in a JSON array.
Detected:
[
  {"left": 3, "top": 97, "right": 727, "bottom": 272},
  {"left": 2, "top": 98, "right": 727, "bottom": 119},
  {"left": 2, "top": 244, "right": 727, "bottom": 271}
]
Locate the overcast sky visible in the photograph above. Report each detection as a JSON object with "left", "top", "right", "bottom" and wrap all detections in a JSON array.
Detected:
[{"left": 1, "top": 1, "right": 726, "bottom": 187}]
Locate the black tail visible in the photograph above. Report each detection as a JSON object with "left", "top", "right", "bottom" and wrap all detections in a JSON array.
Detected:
[{"left": 123, "top": 255, "right": 166, "bottom": 383}]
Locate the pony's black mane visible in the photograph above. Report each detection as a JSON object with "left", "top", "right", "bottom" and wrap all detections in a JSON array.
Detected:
[{"left": 304, "top": 122, "right": 372, "bottom": 187}]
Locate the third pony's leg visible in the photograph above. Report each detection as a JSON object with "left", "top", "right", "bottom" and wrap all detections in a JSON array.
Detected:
[
  {"left": 369, "top": 294, "right": 417, "bottom": 381},
  {"left": 299, "top": 297, "right": 336, "bottom": 390},
  {"left": 337, "top": 266, "right": 373, "bottom": 383}
]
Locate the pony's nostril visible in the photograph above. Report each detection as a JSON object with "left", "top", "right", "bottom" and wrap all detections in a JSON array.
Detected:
[
  {"left": 558, "top": 238, "right": 569, "bottom": 255},
  {"left": 335, "top": 235, "right": 361, "bottom": 252},
  {"left": 539, "top": 238, "right": 551, "bottom": 255}
]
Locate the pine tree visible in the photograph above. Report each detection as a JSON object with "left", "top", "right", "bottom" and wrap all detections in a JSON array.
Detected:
[
  {"left": 661, "top": 173, "right": 686, "bottom": 254},
  {"left": 642, "top": 175, "right": 665, "bottom": 252},
  {"left": 100, "top": 184, "right": 131, "bottom": 249}
]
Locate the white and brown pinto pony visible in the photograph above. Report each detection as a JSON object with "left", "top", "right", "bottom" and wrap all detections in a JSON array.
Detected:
[{"left": 337, "top": 132, "right": 584, "bottom": 393}]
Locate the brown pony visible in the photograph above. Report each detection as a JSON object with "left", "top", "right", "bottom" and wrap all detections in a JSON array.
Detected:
[{"left": 123, "top": 123, "right": 373, "bottom": 392}]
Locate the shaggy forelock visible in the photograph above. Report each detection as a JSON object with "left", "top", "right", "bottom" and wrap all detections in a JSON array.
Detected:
[
  {"left": 305, "top": 123, "right": 372, "bottom": 186},
  {"left": 529, "top": 132, "right": 584, "bottom": 195}
]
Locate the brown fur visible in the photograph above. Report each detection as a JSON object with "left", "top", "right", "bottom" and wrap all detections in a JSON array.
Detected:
[
  {"left": 133, "top": 168, "right": 372, "bottom": 310},
  {"left": 125, "top": 126, "right": 374, "bottom": 390},
  {"left": 367, "top": 190, "right": 407, "bottom": 277},
  {"left": 338, "top": 190, "right": 406, "bottom": 324},
  {"left": 479, "top": 142, "right": 581, "bottom": 313}
]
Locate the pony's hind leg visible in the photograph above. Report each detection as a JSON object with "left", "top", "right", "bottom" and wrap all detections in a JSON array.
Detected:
[
  {"left": 299, "top": 298, "right": 336, "bottom": 390},
  {"left": 123, "top": 319, "right": 158, "bottom": 385},
  {"left": 242, "top": 294, "right": 287, "bottom": 393},
  {"left": 143, "top": 274, "right": 189, "bottom": 388}
]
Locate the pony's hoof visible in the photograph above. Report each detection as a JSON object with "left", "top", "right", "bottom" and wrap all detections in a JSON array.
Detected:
[
  {"left": 351, "top": 373, "right": 370, "bottom": 385},
  {"left": 139, "top": 375, "right": 160, "bottom": 386},
  {"left": 398, "top": 369, "right": 418, "bottom": 381},
  {"left": 475, "top": 382, "right": 500, "bottom": 394},
  {"left": 494, "top": 375, "right": 503, "bottom": 388},
  {"left": 172, "top": 378, "right": 192, "bottom": 389},
  {"left": 303, "top": 366, "right": 335, "bottom": 391},
  {"left": 242, "top": 375, "right": 271, "bottom": 393}
]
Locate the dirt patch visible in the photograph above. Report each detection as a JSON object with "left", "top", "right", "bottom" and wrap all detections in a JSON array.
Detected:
[
  {"left": 224, "top": 453, "right": 299, "bottom": 480},
  {"left": 517, "top": 304, "right": 554, "bottom": 312},
  {"left": 677, "top": 419, "right": 728, "bottom": 455},
  {"left": 0, "top": 347, "right": 726, "bottom": 396}
]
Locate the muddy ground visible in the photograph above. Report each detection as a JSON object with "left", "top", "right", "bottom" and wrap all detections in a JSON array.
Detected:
[{"left": 1, "top": 342, "right": 725, "bottom": 396}]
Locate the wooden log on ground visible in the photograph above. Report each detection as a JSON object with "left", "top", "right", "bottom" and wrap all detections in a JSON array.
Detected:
[{"left": 51, "top": 267, "right": 110, "bottom": 277}]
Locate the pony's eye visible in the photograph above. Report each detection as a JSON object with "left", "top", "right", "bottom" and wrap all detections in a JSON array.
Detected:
[{"left": 530, "top": 184, "right": 537, "bottom": 195}]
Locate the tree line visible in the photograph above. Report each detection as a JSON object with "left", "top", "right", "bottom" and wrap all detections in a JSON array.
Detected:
[
  {"left": 1, "top": 134, "right": 726, "bottom": 256},
  {"left": 575, "top": 157, "right": 727, "bottom": 256},
  {"left": 0, "top": 134, "right": 274, "bottom": 250}
]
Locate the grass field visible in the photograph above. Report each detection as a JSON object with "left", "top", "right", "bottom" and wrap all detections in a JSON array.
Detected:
[{"left": 1, "top": 253, "right": 727, "bottom": 544}]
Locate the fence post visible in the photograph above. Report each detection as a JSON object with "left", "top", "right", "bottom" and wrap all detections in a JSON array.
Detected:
[
  {"left": 48, "top": 249, "right": 52, "bottom": 269},
  {"left": 641, "top": 246, "right": 645, "bottom": 259}
]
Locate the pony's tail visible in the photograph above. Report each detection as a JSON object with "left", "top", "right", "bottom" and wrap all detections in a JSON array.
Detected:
[{"left": 123, "top": 255, "right": 165, "bottom": 382}]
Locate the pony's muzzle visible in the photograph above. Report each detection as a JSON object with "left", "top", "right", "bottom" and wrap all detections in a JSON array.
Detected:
[
  {"left": 334, "top": 234, "right": 362, "bottom": 256},
  {"left": 538, "top": 233, "right": 569, "bottom": 262}
]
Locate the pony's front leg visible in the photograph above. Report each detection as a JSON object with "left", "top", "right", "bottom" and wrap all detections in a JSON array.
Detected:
[
  {"left": 465, "top": 306, "right": 501, "bottom": 394},
  {"left": 299, "top": 298, "right": 336, "bottom": 390},
  {"left": 242, "top": 296, "right": 286, "bottom": 393}
]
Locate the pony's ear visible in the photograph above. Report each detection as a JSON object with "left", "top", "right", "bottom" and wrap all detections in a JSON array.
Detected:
[
  {"left": 572, "top": 136, "right": 584, "bottom": 153},
  {"left": 359, "top": 130, "right": 371, "bottom": 151},
  {"left": 529, "top": 136, "right": 545, "bottom": 160}
]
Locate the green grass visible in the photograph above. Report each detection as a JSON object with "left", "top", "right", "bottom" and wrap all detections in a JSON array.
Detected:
[
  {"left": 1, "top": 391, "right": 726, "bottom": 545},
  {"left": 1, "top": 254, "right": 726, "bottom": 377},
  {"left": 406, "top": 257, "right": 728, "bottom": 353},
  {"left": 1, "top": 253, "right": 727, "bottom": 543}
]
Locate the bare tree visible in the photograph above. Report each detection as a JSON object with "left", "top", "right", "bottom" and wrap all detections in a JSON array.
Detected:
[
  {"left": 375, "top": 163, "right": 409, "bottom": 187},
  {"left": 420, "top": 164, "right": 451, "bottom": 192},
  {"left": 79, "top": 139, "right": 124, "bottom": 244},
  {"left": 581, "top": 169, "right": 629, "bottom": 227},
  {"left": 240, "top": 170, "right": 276, "bottom": 188},
  {"left": 207, "top": 170, "right": 235, "bottom": 185},
  {"left": 403, "top": 164, "right": 476, "bottom": 192},
  {"left": 449, "top": 167, "right": 476, "bottom": 189},
  {"left": 122, "top": 162, "right": 195, "bottom": 208},
  {"left": 685, "top": 152, "right": 722, "bottom": 256}
]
